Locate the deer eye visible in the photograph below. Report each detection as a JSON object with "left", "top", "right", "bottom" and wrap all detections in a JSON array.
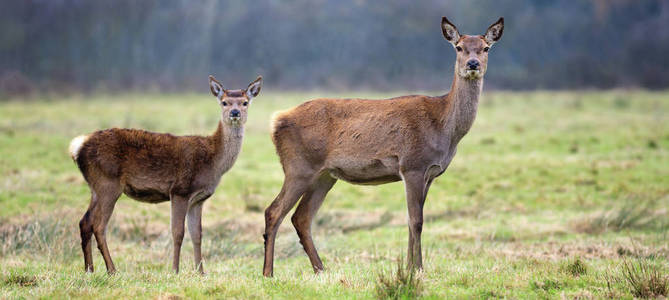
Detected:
[
  {"left": 483, "top": 47, "right": 490, "bottom": 52},
  {"left": 455, "top": 46, "right": 463, "bottom": 52},
  {"left": 221, "top": 101, "right": 228, "bottom": 106},
  {"left": 243, "top": 102, "right": 248, "bottom": 106}
]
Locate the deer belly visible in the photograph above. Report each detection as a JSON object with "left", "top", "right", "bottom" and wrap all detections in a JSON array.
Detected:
[
  {"left": 326, "top": 157, "right": 401, "bottom": 185},
  {"left": 123, "top": 184, "right": 170, "bottom": 203}
]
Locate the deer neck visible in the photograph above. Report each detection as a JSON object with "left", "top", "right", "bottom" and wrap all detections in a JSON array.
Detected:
[
  {"left": 447, "top": 75, "right": 482, "bottom": 138},
  {"left": 210, "top": 121, "right": 244, "bottom": 174}
]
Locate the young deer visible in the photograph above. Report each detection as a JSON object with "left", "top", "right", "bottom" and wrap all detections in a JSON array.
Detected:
[
  {"left": 69, "top": 75, "right": 262, "bottom": 274},
  {"left": 263, "top": 17, "right": 504, "bottom": 276}
]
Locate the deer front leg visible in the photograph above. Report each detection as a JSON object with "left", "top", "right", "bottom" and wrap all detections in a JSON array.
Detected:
[
  {"left": 171, "top": 196, "right": 188, "bottom": 274},
  {"left": 402, "top": 170, "right": 428, "bottom": 271},
  {"left": 187, "top": 201, "right": 205, "bottom": 275}
]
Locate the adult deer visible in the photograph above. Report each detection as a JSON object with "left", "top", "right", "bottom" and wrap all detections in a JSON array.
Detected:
[
  {"left": 69, "top": 75, "right": 262, "bottom": 274},
  {"left": 263, "top": 17, "right": 504, "bottom": 276}
]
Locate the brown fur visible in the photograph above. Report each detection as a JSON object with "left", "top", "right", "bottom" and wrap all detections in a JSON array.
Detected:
[
  {"left": 77, "top": 125, "right": 224, "bottom": 202},
  {"left": 262, "top": 17, "right": 504, "bottom": 277},
  {"left": 72, "top": 75, "right": 262, "bottom": 275}
]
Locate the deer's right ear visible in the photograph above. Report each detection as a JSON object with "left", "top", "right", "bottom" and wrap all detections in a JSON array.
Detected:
[
  {"left": 441, "top": 17, "right": 460, "bottom": 45},
  {"left": 209, "top": 75, "right": 224, "bottom": 98}
]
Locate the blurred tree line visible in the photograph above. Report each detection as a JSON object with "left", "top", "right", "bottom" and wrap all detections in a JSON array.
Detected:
[{"left": 1, "top": 0, "right": 668, "bottom": 97}]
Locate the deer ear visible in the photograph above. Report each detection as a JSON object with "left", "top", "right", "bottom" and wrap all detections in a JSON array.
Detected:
[
  {"left": 246, "top": 76, "right": 262, "bottom": 99},
  {"left": 441, "top": 17, "right": 460, "bottom": 45},
  {"left": 209, "top": 75, "right": 224, "bottom": 98},
  {"left": 484, "top": 17, "right": 504, "bottom": 45}
]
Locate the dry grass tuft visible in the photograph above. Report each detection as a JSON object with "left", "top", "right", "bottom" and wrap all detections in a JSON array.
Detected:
[
  {"left": 155, "top": 293, "right": 183, "bottom": 300},
  {"left": 562, "top": 257, "right": 588, "bottom": 277},
  {"left": 2, "top": 273, "right": 38, "bottom": 287},
  {"left": 375, "top": 256, "right": 423, "bottom": 300},
  {"left": 0, "top": 212, "right": 79, "bottom": 259},
  {"left": 241, "top": 187, "right": 265, "bottom": 213},
  {"left": 572, "top": 201, "right": 668, "bottom": 234},
  {"left": 316, "top": 210, "right": 394, "bottom": 234},
  {"left": 531, "top": 277, "right": 564, "bottom": 292},
  {"left": 619, "top": 258, "right": 668, "bottom": 298}
]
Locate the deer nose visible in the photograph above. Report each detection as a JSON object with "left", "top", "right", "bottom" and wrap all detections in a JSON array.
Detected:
[
  {"left": 230, "top": 109, "right": 241, "bottom": 118},
  {"left": 466, "top": 60, "right": 480, "bottom": 70}
]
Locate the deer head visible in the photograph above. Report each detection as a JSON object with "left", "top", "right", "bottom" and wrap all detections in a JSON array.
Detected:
[
  {"left": 442, "top": 17, "right": 504, "bottom": 80},
  {"left": 209, "top": 75, "right": 263, "bottom": 126}
]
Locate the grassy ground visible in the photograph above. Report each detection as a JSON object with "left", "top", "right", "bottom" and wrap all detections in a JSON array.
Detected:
[{"left": 0, "top": 90, "right": 668, "bottom": 299}]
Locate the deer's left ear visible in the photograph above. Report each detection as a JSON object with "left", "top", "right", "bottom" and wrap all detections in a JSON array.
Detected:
[
  {"left": 484, "top": 17, "right": 504, "bottom": 46},
  {"left": 246, "top": 76, "right": 262, "bottom": 99}
]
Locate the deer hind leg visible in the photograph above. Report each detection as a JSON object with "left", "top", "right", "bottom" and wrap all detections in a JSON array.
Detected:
[
  {"left": 79, "top": 191, "right": 97, "bottom": 273},
  {"left": 89, "top": 179, "right": 122, "bottom": 274},
  {"left": 402, "top": 170, "right": 430, "bottom": 271},
  {"left": 291, "top": 175, "right": 336, "bottom": 273},
  {"left": 263, "top": 173, "right": 312, "bottom": 277}
]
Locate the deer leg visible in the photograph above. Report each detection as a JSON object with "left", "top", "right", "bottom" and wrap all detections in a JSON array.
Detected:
[
  {"left": 187, "top": 200, "right": 205, "bottom": 275},
  {"left": 402, "top": 170, "right": 428, "bottom": 271},
  {"left": 263, "top": 175, "right": 311, "bottom": 277},
  {"left": 79, "top": 192, "right": 97, "bottom": 273},
  {"left": 90, "top": 182, "right": 122, "bottom": 275},
  {"left": 171, "top": 196, "right": 188, "bottom": 274},
  {"left": 291, "top": 175, "right": 336, "bottom": 273}
]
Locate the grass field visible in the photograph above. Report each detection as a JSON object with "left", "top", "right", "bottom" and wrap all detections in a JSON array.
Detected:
[{"left": 1, "top": 90, "right": 668, "bottom": 299}]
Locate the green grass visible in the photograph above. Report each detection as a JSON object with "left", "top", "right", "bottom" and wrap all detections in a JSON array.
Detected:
[{"left": 1, "top": 90, "right": 668, "bottom": 298}]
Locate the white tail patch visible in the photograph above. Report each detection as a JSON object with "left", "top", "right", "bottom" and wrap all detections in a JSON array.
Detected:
[
  {"left": 270, "top": 109, "right": 294, "bottom": 135},
  {"left": 69, "top": 135, "right": 89, "bottom": 160}
]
